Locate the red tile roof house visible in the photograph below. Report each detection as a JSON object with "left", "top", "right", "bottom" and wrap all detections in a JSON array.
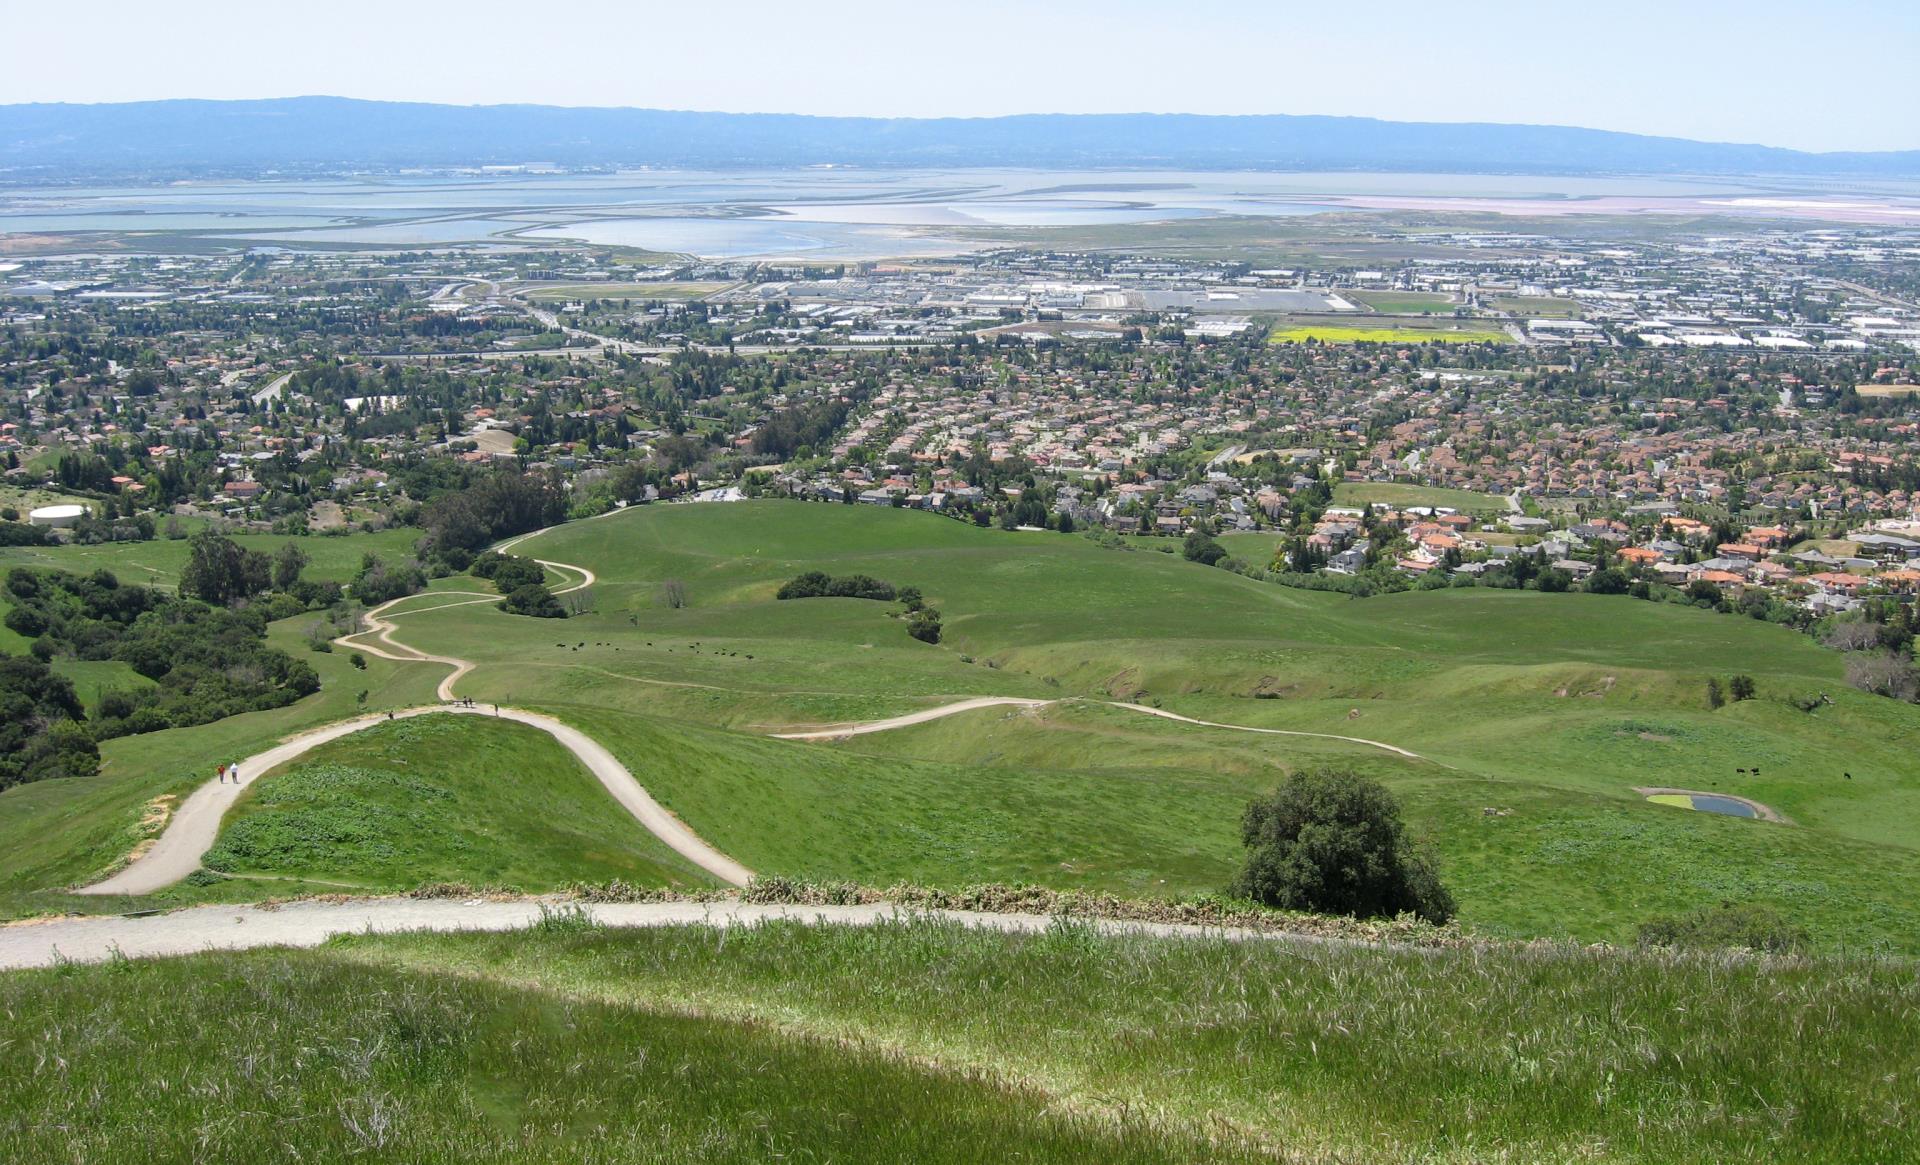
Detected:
[
  {"left": 1877, "top": 569, "right": 1920, "bottom": 595},
  {"left": 1808, "top": 571, "right": 1867, "bottom": 595}
]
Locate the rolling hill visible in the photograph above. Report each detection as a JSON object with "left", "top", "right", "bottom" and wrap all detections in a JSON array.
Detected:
[
  {"left": 7, "top": 96, "right": 1920, "bottom": 177},
  {"left": 4, "top": 501, "right": 1914, "bottom": 950}
]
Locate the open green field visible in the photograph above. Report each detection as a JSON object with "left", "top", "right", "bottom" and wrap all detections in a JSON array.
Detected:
[
  {"left": 520, "top": 281, "right": 727, "bottom": 302},
  {"left": 1492, "top": 293, "right": 1586, "bottom": 318},
  {"left": 373, "top": 502, "right": 1920, "bottom": 949},
  {"left": 1270, "top": 320, "right": 1510, "bottom": 344},
  {"left": 198, "top": 714, "right": 709, "bottom": 894},
  {"left": 1342, "top": 289, "right": 1458, "bottom": 314},
  {"left": 3, "top": 919, "right": 1913, "bottom": 1163},
  {"left": 49, "top": 659, "right": 153, "bottom": 711},
  {"left": 0, "top": 527, "right": 422, "bottom": 588},
  {"left": 6, "top": 501, "right": 1920, "bottom": 951},
  {"left": 1333, "top": 481, "right": 1514, "bottom": 512}
]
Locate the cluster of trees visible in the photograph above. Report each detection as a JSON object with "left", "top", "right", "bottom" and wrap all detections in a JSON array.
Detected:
[
  {"left": 417, "top": 468, "right": 567, "bottom": 564},
  {"left": 1823, "top": 605, "right": 1919, "bottom": 702},
  {"left": 470, "top": 552, "right": 547, "bottom": 595},
  {"left": 751, "top": 397, "right": 851, "bottom": 459},
  {"left": 2, "top": 567, "right": 321, "bottom": 764},
  {"left": 898, "top": 586, "right": 941, "bottom": 645},
  {"left": 1182, "top": 530, "right": 1228, "bottom": 566},
  {"left": 471, "top": 551, "right": 568, "bottom": 617},
  {"left": 776, "top": 572, "right": 898, "bottom": 602},
  {"left": 499, "top": 583, "right": 566, "bottom": 618},
  {"left": 774, "top": 572, "right": 942, "bottom": 643},
  {"left": 0, "top": 653, "right": 96, "bottom": 789},
  {"left": 349, "top": 554, "right": 426, "bottom": 605}
]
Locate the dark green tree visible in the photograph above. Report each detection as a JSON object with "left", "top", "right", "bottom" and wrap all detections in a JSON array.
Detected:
[
  {"left": 179, "top": 531, "right": 271, "bottom": 606},
  {"left": 271, "top": 542, "right": 309, "bottom": 592},
  {"left": 1233, "top": 768, "right": 1453, "bottom": 924}
]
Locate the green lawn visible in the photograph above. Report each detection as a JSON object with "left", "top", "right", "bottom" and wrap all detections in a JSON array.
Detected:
[
  {"left": 1342, "top": 289, "right": 1458, "bottom": 314},
  {"left": 6, "top": 919, "right": 1911, "bottom": 1163},
  {"left": 197, "top": 713, "right": 710, "bottom": 894},
  {"left": 353, "top": 502, "right": 1913, "bottom": 949},
  {"left": 1332, "top": 480, "right": 1513, "bottom": 511},
  {"left": 1492, "top": 293, "right": 1586, "bottom": 318}
]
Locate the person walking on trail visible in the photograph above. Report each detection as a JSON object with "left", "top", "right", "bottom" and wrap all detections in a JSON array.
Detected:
[
  {"left": 227, "top": 761, "right": 240, "bottom": 785},
  {"left": 216, "top": 763, "right": 227, "bottom": 784}
]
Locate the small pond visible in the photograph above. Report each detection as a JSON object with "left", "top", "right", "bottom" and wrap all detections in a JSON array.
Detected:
[{"left": 1646, "top": 792, "right": 1761, "bottom": 818}]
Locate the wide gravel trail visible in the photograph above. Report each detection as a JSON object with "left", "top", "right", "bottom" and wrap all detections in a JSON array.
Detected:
[
  {"left": 0, "top": 897, "right": 1350, "bottom": 971},
  {"left": 774, "top": 696, "right": 1434, "bottom": 761},
  {"left": 77, "top": 704, "right": 751, "bottom": 896}
]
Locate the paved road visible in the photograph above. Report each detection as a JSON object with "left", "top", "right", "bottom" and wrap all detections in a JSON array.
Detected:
[
  {"left": 250, "top": 371, "right": 293, "bottom": 405},
  {"left": 0, "top": 897, "right": 1348, "bottom": 971}
]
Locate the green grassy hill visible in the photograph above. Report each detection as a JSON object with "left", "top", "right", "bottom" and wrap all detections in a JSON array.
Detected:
[
  {"left": 3, "top": 918, "right": 1912, "bottom": 1163},
  {"left": 196, "top": 714, "right": 709, "bottom": 895},
  {"left": 4, "top": 501, "right": 1917, "bottom": 950},
  {"left": 417, "top": 502, "right": 1916, "bottom": 949}
]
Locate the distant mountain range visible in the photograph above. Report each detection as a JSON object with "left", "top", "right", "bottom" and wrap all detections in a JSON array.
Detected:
[{"left": 3, "top": 97, "right": 1917, "bottom": 179}]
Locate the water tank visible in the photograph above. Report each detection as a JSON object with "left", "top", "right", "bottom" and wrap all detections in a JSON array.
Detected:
[{"left": 27, "top": 504, "right": 87, "bottom": 528}]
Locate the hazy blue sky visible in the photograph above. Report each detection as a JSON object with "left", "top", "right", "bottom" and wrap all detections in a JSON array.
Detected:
[{"left": 10, "top": 0, "right": 1916, "bottom": 151}]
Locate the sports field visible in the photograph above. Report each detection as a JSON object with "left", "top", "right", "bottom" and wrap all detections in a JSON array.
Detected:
[{"left": 1332, "top": 481, "right": 1513, "bottom": 511}]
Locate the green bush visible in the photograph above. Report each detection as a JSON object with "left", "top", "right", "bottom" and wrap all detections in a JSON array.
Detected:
[
  {"left": 907, "top": 607, "right": 943, "bottom": 644},
  {"left": 1232, "top": 768, "right": 1454, "bottom": 924},
  {"left": 1638, "top": 901, "right": 1810, "bottom": 954},
  {"left": 1182, "top": 530, "right": 1226, "bottom": 566}
]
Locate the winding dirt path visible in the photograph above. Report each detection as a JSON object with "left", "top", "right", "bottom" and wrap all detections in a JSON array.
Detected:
[
  {"left": 77, "top": 704, "right": 751, "bottom": 895},
  {"left": 771, "top": 697, "right": 1052, "bottom": 739},
  {"left": 774, "top": 696, "right": 1435, "bottom": 762},
  {"left": 78, "top": 532, "right": 740, "bottom": 896}
]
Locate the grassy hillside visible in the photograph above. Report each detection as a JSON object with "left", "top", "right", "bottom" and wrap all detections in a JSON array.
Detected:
[
  {"left": 4, "top": 919, "right": 1912, "bottom": 1163},
  {"left": 6, "top": 502, "right": 1917, "bottom": 951},
  {"left": 407, "top": 502, "right": 1913, "bottom": 949},
  {"left": 197, "top": 714, "right": 709, "bottom": 894},
  {"left": 0, "top": 609, "right": 443, "bottom": 918}
]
